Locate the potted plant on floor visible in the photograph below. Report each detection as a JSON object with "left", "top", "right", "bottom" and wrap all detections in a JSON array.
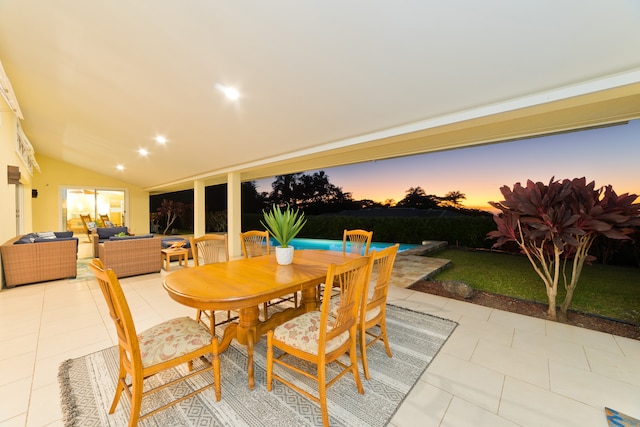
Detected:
[{"left": 261, "top": 204, "right": 307, "bottom": 265}]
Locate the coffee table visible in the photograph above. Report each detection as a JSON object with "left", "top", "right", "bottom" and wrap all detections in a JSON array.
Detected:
[{"left": 161, "top": 247, "right": 189, "bottom": 270}]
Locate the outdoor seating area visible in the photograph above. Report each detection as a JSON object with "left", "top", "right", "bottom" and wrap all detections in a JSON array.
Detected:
[
  {"left": 0, "top": 233, "right": 638, "bottom": 426},
  {"left": 2, "top": 250, "right": 638, "bottom": 426}
]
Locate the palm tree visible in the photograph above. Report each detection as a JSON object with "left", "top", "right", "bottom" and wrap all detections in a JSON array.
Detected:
[{"left": 444, "top": 190, "right": 466, "bottom": 207}]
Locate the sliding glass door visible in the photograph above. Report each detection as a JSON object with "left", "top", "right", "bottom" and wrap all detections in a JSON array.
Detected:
[{"left": 61, "top": 187, "right": 126, "bottom": 234}]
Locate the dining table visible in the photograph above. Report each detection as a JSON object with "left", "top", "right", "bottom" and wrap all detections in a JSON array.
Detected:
[{"left": 162, "top": 249, "right": 362, "bottom": 389}]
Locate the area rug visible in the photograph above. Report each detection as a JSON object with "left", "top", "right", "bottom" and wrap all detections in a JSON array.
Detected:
[
  {"left": 606, "top": 407, "right": 640, "bottom": 427},
  {"left": 58, "top": 305, "right": 457, "bottom": 426},
  {"left": 70, "top": 258, "right": 93, "bottom": 282}
]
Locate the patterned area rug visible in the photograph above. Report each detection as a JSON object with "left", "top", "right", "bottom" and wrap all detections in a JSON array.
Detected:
[
  {"left": 606, "top": 407, "right": 640, "bottom": 427},
  {"left": 58, "top": 305, "right": 456, "bottom": 426},
  {"left": 70, "top": 258, "right": 93, "bottom": 281}
]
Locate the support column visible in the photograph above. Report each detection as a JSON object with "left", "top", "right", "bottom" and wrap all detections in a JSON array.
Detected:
[
  {"left": 227, "top": 172, "right": 242, "bottom": 258},
  {"left": 194, "top": 179, "right": 205, "bottom": 237}
]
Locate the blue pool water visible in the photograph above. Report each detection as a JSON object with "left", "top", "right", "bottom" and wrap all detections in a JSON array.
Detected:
[{"left": 273, "top": 238, "right": 417, "bottom": 253}]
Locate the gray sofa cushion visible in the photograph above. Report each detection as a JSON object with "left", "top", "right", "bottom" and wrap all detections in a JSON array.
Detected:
[{"left": 97, "top": 226, "right": 129, "bottom": 240}]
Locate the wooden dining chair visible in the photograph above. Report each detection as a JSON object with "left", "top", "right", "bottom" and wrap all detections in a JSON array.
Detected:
[
  {"left": 240, "top": 230, "right": 298, "bottom": 319},
  {"left": 266, "top": 255, "right": 374, "bottom": 427},
  {"left": 342, "top": 229, "right": 373, "bottom": 256},
  {"left": 358, "top": 243, "right": 399, "bottom": 380},
  {"left": 189, "top": 234, "right": 232, "bottom": 333},
  {"left": 88, "top": 259, "right": 220, "bottom": 426},
  {"left": 318, "top": 228, "right": 374, "bottom": 301}
]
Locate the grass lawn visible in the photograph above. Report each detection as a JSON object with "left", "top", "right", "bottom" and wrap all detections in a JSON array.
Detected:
[{"left": 429, "top": 247, "right": 640, "bottom": 325}]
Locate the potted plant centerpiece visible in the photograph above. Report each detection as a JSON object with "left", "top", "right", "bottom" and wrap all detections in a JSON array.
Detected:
[{"left": 261, "top": 204, "right": 307, "bottom": 265}]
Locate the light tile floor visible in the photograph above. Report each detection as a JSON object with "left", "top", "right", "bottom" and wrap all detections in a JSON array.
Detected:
[{"left": 1, "top": 249, "right": 639, "bottom": 426}]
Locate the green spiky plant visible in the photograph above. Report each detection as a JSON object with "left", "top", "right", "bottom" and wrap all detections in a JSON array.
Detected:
[{"left": 261, "top": 204, "right": 307, "bottom": 248}]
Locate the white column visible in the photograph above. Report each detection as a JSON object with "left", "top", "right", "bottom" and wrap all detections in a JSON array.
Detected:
[
  {"left": 193, "top": 179, "right": 205, "bottom": 237},
  {"left": 227, "top": 172, "right": 242, "bottom": 258}
]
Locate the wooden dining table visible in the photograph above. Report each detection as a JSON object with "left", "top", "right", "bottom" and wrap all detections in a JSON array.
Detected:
[{"left": 162, "top": 249, "right": 361, "bottom": 389}]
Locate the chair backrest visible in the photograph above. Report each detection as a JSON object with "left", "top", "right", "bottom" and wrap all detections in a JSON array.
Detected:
[
  {"left": 342, "top": 229, "right": 373, "bottom": 256},
  {"left": 361, "top": 244, "right": 399, "bottom": 319},
  {"left": 320, "top": 255, "right": 373, "bottom": 345},
  {"left": 80, "top": 214, "right": 95, "bottom": 234},
  {"left": 189, "top": 234, "right": 229, "bottom": 266},
  {"left": 99, "top": 213, "right": 110, "bottom": 226},
  {"left": 240, "top": 230, "right": 271, "bottom": 258},
  {"left": 88, "top": 259, "right": 141, "bottom": 371}
]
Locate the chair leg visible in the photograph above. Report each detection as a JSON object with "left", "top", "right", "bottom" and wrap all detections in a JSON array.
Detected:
[
  {"left": 212, "top": 337, "right": 221, "bottom": 401},
  {"left": 318, "top": 362, "right": 329, "bottom": 427},
  {"left": 350, "top": 331, "right": 364, "bottom": 394},
  {"left": 209, "top": 311, "right": 216, "bottom": 335},
  {"left": 359, "top": 327, "right": 371, "bottom": 380},
  {"left": 266, "top": 331, "right": 274, "bottom": 391},
  {"left": 380, "top": 319, "right": 393, "bottom": 358},
  {"left": 109, "top": 362, "right": 127, "bottom": 414},
  {"left": 128, "top": 376, "right": 144, "bottom": 427}
]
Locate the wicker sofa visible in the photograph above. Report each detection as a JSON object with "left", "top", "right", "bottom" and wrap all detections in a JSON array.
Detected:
[
  {"left": 97, "top": 235, "right": 162, "bottom": 278},
  {"left": 1, "top": 232, "right": 78, "bottom": 288}
]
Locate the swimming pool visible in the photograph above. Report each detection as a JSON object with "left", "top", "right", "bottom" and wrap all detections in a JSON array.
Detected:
[{"left": 273, "top": 238, "right": 417, "bottom": 253}]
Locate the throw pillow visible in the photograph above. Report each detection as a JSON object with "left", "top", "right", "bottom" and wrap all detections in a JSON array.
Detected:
[
  {"left": 36, "top": 231, "right": 57, "bottom": 239},
  {"left": 86, "top": 221, "right": 97, "bottom": 230},
  {"left": 15, "top": 233, "right": 38, "bottom": 244},
  {"left": 104, "top": 221, "right": 115, "bottom": 228}
]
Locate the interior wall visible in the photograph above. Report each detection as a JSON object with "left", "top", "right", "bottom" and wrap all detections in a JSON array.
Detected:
[
  {"left": 32, "top": 155, "right": 150, "bottom": 235},
  {"left": 0, "top": 108, "right": 33, "bottom": 245}
]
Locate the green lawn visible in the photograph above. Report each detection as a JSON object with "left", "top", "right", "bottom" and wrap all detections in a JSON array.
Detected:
[{"left": 429, "top": 248, "right": 640, "bottom": 325}]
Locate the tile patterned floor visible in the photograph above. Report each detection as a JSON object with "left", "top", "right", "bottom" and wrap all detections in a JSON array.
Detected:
[{"left": 0, "top": 243, "right": 638, "bottom": 426}]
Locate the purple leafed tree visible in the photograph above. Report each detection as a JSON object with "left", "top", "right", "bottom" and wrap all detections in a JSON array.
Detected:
[
  {"left": 157, "top": 199, "right": 186, "bottom": 235},
  {"left": 487, "top": 177, "right": 640, "bottom": 322}
]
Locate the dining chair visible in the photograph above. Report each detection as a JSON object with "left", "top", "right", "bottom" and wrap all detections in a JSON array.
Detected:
[
  {"left": 88, "top": 259, "right": 221, "bottom": 426},
  {"left": 358, "top": 243, "right": 399, "bottom": 380},
  {"left": 266, "top": 255, "right": 374, "bottom": 427},
  {"left": 318, "top": 228, "right": 373, "bottom": 301},
  {"left": 240, "top": 230, "right": 298, "bottom": 319},
  {"left": 342, "top": 229, "right": 373, "bottom": 256},
  {"left": 189, "top": 234, "right": 232, "bottom": 333}
]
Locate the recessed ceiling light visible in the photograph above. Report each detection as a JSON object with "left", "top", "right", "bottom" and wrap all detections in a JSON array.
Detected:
[
  {"left": 215, "top": 83, "right": 240, "bottom": 101},
  {"left": 138, "top": 148, "right": 149, "bottom": 156},
  {"left": 116, "top": 164, "right": 125, "bottom": 171},
  {"left": 155, "top": 135, "right": 167, "bottom": 144}
]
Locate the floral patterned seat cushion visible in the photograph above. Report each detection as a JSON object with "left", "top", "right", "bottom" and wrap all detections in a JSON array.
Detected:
[
  {"left": 138, "top": 317, "right": 212, "bottom": 368},
  {"left": 272, "top": 311, "right": 350, "bottom": 355}
]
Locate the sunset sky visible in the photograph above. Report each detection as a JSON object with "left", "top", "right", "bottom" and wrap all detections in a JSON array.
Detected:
[{"left": 255, "top": 119, "right": 640, "bottom": 212}]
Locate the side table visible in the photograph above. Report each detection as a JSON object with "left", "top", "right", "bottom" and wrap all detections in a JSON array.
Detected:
[{"left": 161, "top": 248, "right": 189, "bottom": 271}]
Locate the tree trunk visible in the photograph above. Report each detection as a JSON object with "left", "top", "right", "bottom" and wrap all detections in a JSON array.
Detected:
[
  {"left": 546, "top": 290, "right": 557, "bottom": 321},
  {"left": 163, "top": 212, "right": 178, "bottom": 235}
]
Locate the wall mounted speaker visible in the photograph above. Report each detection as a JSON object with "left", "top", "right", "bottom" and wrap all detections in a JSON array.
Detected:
[{"left": 32, "top": 189, "right": 38, "bottom": 198}]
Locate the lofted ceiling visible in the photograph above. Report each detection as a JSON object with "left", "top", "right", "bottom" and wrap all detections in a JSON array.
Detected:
[{"left": 1, "top": 1, "right": 640, "bottom": 195}]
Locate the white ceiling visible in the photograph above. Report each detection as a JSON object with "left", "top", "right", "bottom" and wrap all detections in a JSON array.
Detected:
[{"left": 1, "top": 1, "right": 640, "bottom": 194}]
